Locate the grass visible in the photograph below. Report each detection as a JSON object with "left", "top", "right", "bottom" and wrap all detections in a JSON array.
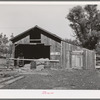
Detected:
[
  {"left": 0, "top": 58, "right": 100, "bottom": 89},
  {"left": 2, "top": 68, "right": 100, "bottom": 89}
]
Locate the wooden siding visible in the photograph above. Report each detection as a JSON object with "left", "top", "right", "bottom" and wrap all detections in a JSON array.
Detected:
[
  {"left": 61, "top": 41, "right": 95, "bottom": 70},
  {"left": 11, "top": 29, "right": 95, "bottom": 70},
  {"left": 83, "top": 49, "right": 95, "bottom": 70},
  {"left": 41, "top": 34, "right": 61, "bottom": 56},
  {"left": 41, "top": 34, "right": 61, "bottom": 68},
  {"left": 14, "top": 35, "right": 30, "bottom": 44}
]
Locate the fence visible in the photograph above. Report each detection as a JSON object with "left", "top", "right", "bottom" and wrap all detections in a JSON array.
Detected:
[{"left": 61, "top": 41, "right": 96, "bottom": 70}]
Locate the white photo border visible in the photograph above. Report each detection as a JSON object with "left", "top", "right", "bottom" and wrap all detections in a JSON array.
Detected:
[{"left": 0, "top": 1, "right": 100, "bottom": 99}]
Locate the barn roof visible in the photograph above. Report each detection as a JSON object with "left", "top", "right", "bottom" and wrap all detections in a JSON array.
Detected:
[{"left": 10, "top": 25, "right": 62, "bottom": 43}]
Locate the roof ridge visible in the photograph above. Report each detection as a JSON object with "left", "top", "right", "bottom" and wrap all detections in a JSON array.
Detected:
[
  {"left": 10, "top": 25, "right": 62, "bottom": 43},
  {"left": 35, "top": 25, "right": 62, "bottom": 40}
]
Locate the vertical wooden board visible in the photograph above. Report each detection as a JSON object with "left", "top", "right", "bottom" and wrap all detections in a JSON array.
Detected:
[
  {"left": 71, "top": 54, "right": 75, "bottom": 68},
  {"left": 69, "top": 44, "right": 72, "bottom": 68},
  {"left": 67, "top": 43, "right": 71, "bottom": 68},
  {"left": 89, "top": 51, "right": 93, "bottom": 69},
  {"left": 46, "top": 36, "right": 49, "bottom": 45},
  {"left": 42, "top": 34, "right": 44, "bottom": 44},
  {"left": 45, "top": 35, "right": 47, "bottom": 45},
  {"left": 65, "top": 42, "right": 68, "bottom": 68},
  {"left": 68, "top": 43, "right": 70, "bottom": 51},
  {"left": 56, "top": 42, "right": 60, "bottom": 52},
  {"left": 65, "top": 43, "right": 70, "bottom": 69},
  {"left": 84, "top": 50, "right": 95, "bottom": 70},
  {"left": 92, "top": 52, "right": 94, "bottom": 68},
  {"left": 86, "top": 50, "right": 88, "bottom": 69},
  {"left": 41, "top": 34, "right": 44, "bottom": 44},
  {"left": 46, "top": 37, "right": 49, "bottom": 45},
  {"left": 61, "top": 41, "right": 65, "bottom": 68},
  {"left": 69, "top": 44, "right": 71, "bottom": 51},
  {"left": 51, "top": 39, "right": 55, "bottom": 52},
  {"left": 60, "top": 41, "right": 64, "bottom": 68},
  {"left": 83, "top": 49, "right": 86, "bottom": 69},
  {"left": 66, "top": 51, "right": 70, "bottom": 68},
  {"left": 93, "top": 52, "right": 96, "bottom": 69},
  {"left": 65, "top": 43, "right": 67, "bottom": 68},
  {"left": 86, "top": 50, "right": 89, "bottom": 69},
  {"left": 90, "top": 51, "right": 93, "bottom": 69},
  {"left": 50, "top": 39, "right": 55, "bottom": 60},
  {"left": 83, "top": 49, "right": 85, "bottom": 69},
  {"left": 58, "top": 42, "right": 61, "bottom": 52},
  {"left": 86, "top": 50, "right": 91, "bottom": 69},
  {"left": 41, "top": 34, "right": 48, "bottom": 45},
  {"left": 51, "top": 39, "right": 54, "bottom": 52},
  {"left": 94, "top": 52, "right": 96, "bottom": 68},
  {"left": 44, "top": 35, "right": 46, "bottom": 44},
  {"left": 63, "top": 42, "right": 66, "bottom": 68},
  {"left": 66, "top": 42, "right": 69, "bottom": 51},
  {"left": 55, "top": 41, "right": 57, "bottom": 52},
  {"left": 90, "top": 51, "right": 95, "bottom": 70},
  {"left": 60, "top": 41, "right": 63, "bottom": 68}
]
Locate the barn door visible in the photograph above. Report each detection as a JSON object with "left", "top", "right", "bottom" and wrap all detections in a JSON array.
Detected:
[{"left": 71, "top": 51, "right": 83, "bottom": 69}]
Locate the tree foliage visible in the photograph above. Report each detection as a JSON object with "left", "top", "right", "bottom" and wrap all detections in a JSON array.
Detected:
[
  {"left": 67, "top": 5, "right": 100, "bottom": 50},
  {"left": 0, "top": 33, "right": 9, "bottom": 56},
  {"left": 64, "top": 38, "right": 80, "bottom": 46},
  {"left": 8, "top": 33, "right": 14, "bottom": 56}
]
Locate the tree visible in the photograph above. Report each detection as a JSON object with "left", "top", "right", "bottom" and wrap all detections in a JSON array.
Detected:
[
  {"left": 0, "top": 33, "right": 9, "bottom": 56},
  {"left": 67, "top": 5, "right": 100, "bottom": 50},
  {"left": 8, "top": 33, "right": 14, "bottom": 57},
  {"left": 10, "top": 33, "right": 14, "bottom": 39},
  {"left": 64, "top": 38, "right": 80, "bottom": 46}
]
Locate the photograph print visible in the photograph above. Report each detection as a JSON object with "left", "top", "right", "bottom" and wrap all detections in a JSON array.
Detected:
[{"left": 0, "top": 1, "right": 99, "bottom": 90}]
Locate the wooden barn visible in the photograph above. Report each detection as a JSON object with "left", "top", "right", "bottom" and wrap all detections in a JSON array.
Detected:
[{"left": 10, "top": 25, "right": 96, "bottom": 69}]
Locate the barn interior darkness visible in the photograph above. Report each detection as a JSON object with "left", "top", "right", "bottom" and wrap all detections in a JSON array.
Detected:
[{"left": 14, "top": 28, "right": 50, "bottom": 65}]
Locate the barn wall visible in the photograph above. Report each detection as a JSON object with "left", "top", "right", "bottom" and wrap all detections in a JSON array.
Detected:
[
  {"left": 61, "top": 42, "right": 71, "bottom": 69},
  {"left": 41, "top": 34, "right": 61, "bottom": 55},
  {"left": 83, "top": 49, "right": 95, "bottom": 70},
  {"left": 14, "top": 35, "right": 30, "bottom": 44},
  {"left": 41, "top": 34, "right": 61, "bottom": 68},
  {"left": 61, "top": 41, "right": 96, "bottom": 70}
]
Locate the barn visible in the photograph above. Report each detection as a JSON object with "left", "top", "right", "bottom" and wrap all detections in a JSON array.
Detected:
[{"left": 10, "top": 25, "right": 96, "bottom": 70}]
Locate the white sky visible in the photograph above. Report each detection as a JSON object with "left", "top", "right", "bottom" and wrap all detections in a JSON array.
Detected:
[{"left": 0, "top": 2, "right": 100, "bottom": 40}]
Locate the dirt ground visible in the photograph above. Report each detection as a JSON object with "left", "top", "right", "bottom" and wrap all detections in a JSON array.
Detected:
[
  {"left": 2, "top": 68, "right": 100, "bottom": 89},
  {"left": 1, "top": 58, "right": 100, "bottom": 89}
]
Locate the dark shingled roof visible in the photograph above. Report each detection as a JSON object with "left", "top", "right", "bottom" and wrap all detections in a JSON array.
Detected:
[{"left": 10, "top": 25, "right": 62, "bottom": 43}]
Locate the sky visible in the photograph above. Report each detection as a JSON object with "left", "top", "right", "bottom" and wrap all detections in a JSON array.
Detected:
[{"left": 0, "top": 3, "right": 99, "bottom": 40}]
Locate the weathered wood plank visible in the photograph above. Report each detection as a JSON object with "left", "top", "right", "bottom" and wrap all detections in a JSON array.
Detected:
[
  {"left": 9, "top": 58, "right": 59, "bottom": 62},
  {"left": 61, "top": 41, "right": 95, "bottom": 69}
]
